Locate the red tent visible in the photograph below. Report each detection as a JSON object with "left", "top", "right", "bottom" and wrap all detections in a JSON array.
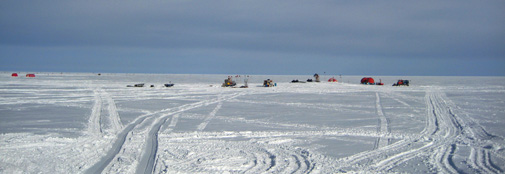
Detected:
[
  {"left": 26, "top": 74, "right": 35, "bottom": 77},
  {"left": 328, "top": 77, "right": 337, "bottom": 82},
  {"left": 361, "top": 77, "right": 375, "bottom": 84},
  {"left": 11, "top": 73, "right": 18, "bottom": 77}
]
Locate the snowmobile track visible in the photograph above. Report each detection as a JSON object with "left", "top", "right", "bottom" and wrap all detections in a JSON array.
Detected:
[
  {"left": 87, "top": 92, "right": 245, "bottom": 174},
  {"left": 88, "top": 89, "right": 103, "bottom": 136},
  {"left": 374, "top": 92, "right": 390, "bottom": 149},
  {"left": 137, "top": 115, "right": 170, "bottom": 174},
  {"left": 336, "top": 90, "right": 472, "bottom": 172}
]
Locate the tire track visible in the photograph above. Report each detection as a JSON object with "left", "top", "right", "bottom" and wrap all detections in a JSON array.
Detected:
[
  {"left": 137, "top": 116, "right": 171, "bottom": 174},
  {"left": 373, "top": 91, "right": 459, "bottom": 172},
  {"left": 88, "top": 89, "right": 103, "bottom": 137},
  {"left": 154, "top": 138, "right": 314, "bottom": 173},
  {"left": 103, "top": 91, "right": 123, "bottom": 134},
  {"left": 336, "top": 90, "right": 464, "bottom": 172},
  {"left": 197, "top": 96, "right": 223, "bottom": 131},
  {"left": 85, "top": 93, "right": 242, "bottom": 174},
  {"left": 374, "top": 92, "right": 390, "bottom": 149},
  {"left": 136, "top": 92, "right": 243, "bottom": 174}
]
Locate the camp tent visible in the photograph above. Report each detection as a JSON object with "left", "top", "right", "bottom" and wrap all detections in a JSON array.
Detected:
[
  {"left": 360, "top": 77, "right": 374, "bottom": 84},
  {"left": 26, "top": 74, "right": 35, "bottom": 77},
  {"left": 11, "top": 73, "right": 18, "bottom": 77}
]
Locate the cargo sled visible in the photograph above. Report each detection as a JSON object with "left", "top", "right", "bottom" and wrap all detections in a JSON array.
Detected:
[
  {"left": 291, "top": 79, "right": 306, "bottom": 83},
  {"left": 127, "top": 83, "right": 145, "bottom": 87}
]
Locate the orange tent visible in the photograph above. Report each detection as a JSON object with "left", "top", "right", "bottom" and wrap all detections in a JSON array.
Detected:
[{"left": 360, "top": 77, "right": 374, "bottom": 84}]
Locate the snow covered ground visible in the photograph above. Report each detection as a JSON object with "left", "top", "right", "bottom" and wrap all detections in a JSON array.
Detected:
[{"left": 1, "top": 72, "right": 504, "bottom": 173}]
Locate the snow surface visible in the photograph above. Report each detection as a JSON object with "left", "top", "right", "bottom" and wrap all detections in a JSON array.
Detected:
[{"left": 1, "top": 72, "right": 504, "bottom": 173}]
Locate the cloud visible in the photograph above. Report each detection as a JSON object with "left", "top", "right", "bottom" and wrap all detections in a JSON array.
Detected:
[{"left": 1, "top": 0, "right": 504, "bottom": 75}]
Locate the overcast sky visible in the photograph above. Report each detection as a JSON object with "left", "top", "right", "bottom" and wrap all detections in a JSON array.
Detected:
[{"left": 1, "top": 1, "right": 504, "bottom": 76}]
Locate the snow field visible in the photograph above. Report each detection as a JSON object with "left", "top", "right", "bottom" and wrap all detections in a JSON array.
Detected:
[{"left": 0, "top": 73, "right": 504, "bottom": 173}]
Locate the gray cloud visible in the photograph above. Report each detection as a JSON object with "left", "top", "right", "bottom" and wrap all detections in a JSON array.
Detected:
[{"left": 1, "top": 0, "right": 504, "bottom": 75}]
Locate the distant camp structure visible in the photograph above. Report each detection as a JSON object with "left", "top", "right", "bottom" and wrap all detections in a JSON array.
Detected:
[
  {"left": 26, "top": 74, "right": 35, "bottom": 78},
  {"left": 291, "top": 79, "right": 305, "bottom": 83},
  {"left": 127, "top": 83, "right": 145, "bottom": 87},
  {"left": 328, "top": 77, "right": 337, "bottom": 82},
  {"left": 164, "top": 83, "right": 175, "bottom": 87},
  {"left": 11, "top": 73, "right": 18, "bottom": 77},
  {"left": 263, "top": 79, "right": 275, "bottom": 87},
  {"left": 361, "top": 77, "right": 383, "bottom": 85},
  {"left": 393, "top": 80, "right": 410, "bottom": 86},
  {"left": 222, "top": 76, "right": 237, "bottom": 87},
  {"left": 314, "top": 73, "right": 320, "bottom": 82},
  {"left": 240, "top": 75, "right": 249, "bottom": 88}
]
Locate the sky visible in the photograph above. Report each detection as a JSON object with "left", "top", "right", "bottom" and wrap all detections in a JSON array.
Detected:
[{"left": 1, "top": 1, "right": 504, "bottom": 76}]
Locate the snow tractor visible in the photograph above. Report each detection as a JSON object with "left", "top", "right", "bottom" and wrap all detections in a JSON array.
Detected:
[
  {"left": 393, "top": 80, "right": 409, "bottom": 86},
  {"left": 222, "top": 76, "right": 237, "bottom": 87},
  {"left": 263, "top": 79, "right": 275, "bottom": 87}
]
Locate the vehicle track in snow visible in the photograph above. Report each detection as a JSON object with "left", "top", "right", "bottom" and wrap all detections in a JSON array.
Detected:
[
  {"left": 152, "top": 91, "right": 322, "bottom": 174},
  {"left": 137, "top": 114, "right": 171, "bottom": 174},
  {"left": 86, "top": 92, "right": 244, "bottom": 174},
  {"left": 332, "top": 90, "right": 493, "bottom": 173},
  {"left": 47, "top": 88, "right": 123, "bottom": 172},
  {"left": 88, "top": 89, "right": 103, "bottom": 136},
  {"left": 154, "top": 135, "right": 317, "bottom": 174},
  {"left": 103, "top": 91, "right": 123, "bottom": 134},
  {"left": 197, "top": 94, "right": 223, "bottom": 131},
  {"left": 351, "top": 90, "right": 502, "bottom": 173},
  {"left": 365, "top": 91, "right": 461, "bottom": 172},
  {"left": 374, "top": 92, "right": 390, "bottom": 149}
]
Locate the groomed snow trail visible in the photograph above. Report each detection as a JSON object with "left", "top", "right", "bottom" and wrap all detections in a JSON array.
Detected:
[
  {"left": 104, "top": 91, "right": 123, "bottom": 134},
  {"left": 88, "top": 89, "right": 104, "bottom": 136}
]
